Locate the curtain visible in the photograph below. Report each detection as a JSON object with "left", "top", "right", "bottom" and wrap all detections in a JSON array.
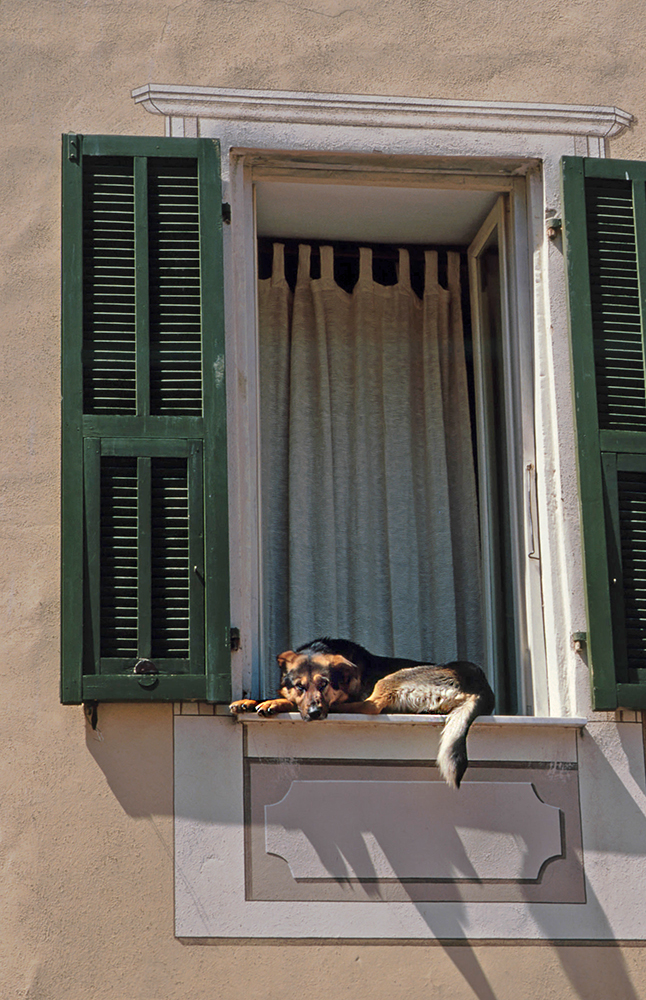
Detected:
[{"left": 258, "top": 241, "right": 484, "bottom": 667}]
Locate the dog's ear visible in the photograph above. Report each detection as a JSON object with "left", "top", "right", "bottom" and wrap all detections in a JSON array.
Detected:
[
  {"left": 328, "top": 656, "right": 360, "bottom": 690},
  {"left": 276, "top": 650, "right": 297, "bottom": 676}
]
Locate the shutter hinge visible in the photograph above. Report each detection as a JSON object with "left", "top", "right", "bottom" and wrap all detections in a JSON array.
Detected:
[
  {"left": 572, "top": 632, "right": 587, "bottom": 652},
  {"left": 547, "top": 217, "right": 562, "bottom": 240},
  {"left": 230, "top": 626, "right": 241, "bottom": 652},
  {"left": 222, "top": 202, "right": 231, "bottom": 225},
  {"left": 67, "top": 133, "right": 81, "bottom": 163}
]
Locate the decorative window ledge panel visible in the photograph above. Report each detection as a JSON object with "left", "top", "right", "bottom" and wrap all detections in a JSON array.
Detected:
[{"left": 174, "top": 713, "right": 646, "bottom": 940}]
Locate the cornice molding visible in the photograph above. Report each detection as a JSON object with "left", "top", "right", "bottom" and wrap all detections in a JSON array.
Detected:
[{"left": 132, "top": 83, "right": 633, "bottom": 138}]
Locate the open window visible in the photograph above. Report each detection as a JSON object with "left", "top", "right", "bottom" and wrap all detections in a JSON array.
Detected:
[
  {"left": 253, "top": 173, "right": 541, "bottom": 714},
  {"left": 66, "top": 107, "right": 643, "bottom": 719},
  {"left": 61, "top": 134, "right": 545, "bottom": 713}
]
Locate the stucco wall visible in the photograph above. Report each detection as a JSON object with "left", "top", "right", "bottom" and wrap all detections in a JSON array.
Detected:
[{"left": 3, "top": 1, "right": 646, "bottom": 996}]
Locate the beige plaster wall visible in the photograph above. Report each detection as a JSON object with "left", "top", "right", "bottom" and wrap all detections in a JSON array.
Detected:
[{"left": 3, "top": 1, "right": 646, "bottom": 996}]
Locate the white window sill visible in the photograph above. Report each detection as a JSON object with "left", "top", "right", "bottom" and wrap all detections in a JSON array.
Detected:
[{"left": 228, "top": 710, "right": 587, "bottom": 728}]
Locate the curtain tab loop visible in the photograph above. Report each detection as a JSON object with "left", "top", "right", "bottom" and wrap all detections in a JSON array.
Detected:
[
  {"left": 272, "top": 242, "right": 286, "bottom": 285},
  {"left": 320, "top": 245, "right": 335, "bottom": 285},
  {"left": 398, "top": 248, "right": 411, "bottom": 290},
  {"left": 447, "top": 251, "right": 461, "bottom": 296},
  {"left": 358, "top": 246, "right": 372, "bottom": 286},
  {"left": 296, "top": 243, "right": 312, "bottom": 286},
  {"left": 424, "top": 249, "right": 439, "bottom": 290}
]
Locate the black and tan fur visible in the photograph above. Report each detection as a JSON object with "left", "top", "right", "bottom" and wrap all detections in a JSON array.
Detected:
[{"left": 230, "top": 637, "right": 494, "bottom": 788}]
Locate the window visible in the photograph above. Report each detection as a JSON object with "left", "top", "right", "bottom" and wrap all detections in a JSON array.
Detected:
[
  {"left": 254, "top": 185, "right": 535, "bottom": 714},
  {"left": 60, "top": 134, "right": 230, "bottom": 703},
  {"left": 62, "top": 91, "right": 634, "bottom": 716},
  {"left": 61, "top": 132, "right": 537, "bottom": 711},
  {"left": 246, "top": 162, "right": 548, "bottom": 715},
  {"left": 563, "top": 155, "right": 646, "bottom": 710}
]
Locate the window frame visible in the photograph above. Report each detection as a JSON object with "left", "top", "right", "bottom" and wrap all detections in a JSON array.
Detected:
[
  {"left": 223, "top": 151, "right": 543, "bottom": 711},
  {"left": 119, "top": 87, "right": 633, "bottom": 717}
]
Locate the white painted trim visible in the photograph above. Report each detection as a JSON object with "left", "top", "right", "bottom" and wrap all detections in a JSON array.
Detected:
[
  {"left": 217, "top": 152, "right": 585, "bottom": 714},
  {"left": 175, "top": 716, "right": 646, "bottom": 939},
  {"left": 133, "top": 84, "right": 633, "bottom": 138}
]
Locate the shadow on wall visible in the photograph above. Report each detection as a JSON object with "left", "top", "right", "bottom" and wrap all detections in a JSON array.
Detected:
[
  {"left": 251, "top": 723, "right": 646, "bottom": 998},
  {"left": 413, "top": 724, "right": 646, "bottom": 1000},
  {"left": 433, "top": 939, "right": 646, "bottom": 1000},
  {"left": 85, "top": 702, "right": 174, "bottom": 817}
]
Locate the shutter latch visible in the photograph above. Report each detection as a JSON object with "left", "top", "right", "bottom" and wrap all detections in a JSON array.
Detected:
[
  {"left": 230, "top": 627, "right": 241, "bottom": 652},
  {"left": 134, "top": 658, "right": 159, "bottom": 689},
  {"left": 547, "top": 217, "right": 562, "bottom": 240}
]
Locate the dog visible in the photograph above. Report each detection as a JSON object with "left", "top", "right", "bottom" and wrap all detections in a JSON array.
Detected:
[{"left": 230, "top": 637, "right": 494, "bottom": 788}]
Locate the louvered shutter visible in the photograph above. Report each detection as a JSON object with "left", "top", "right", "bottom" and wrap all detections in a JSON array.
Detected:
[
  {"left": 61, "top": 134, "right": 230, "bottom": 703},
  {"left": 562, "top": 156, "right": 646, "bottom": 710}
]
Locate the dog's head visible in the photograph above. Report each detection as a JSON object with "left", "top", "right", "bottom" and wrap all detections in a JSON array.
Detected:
[{"left": 276, "top": 649, "right": 362, "bottom": 720}]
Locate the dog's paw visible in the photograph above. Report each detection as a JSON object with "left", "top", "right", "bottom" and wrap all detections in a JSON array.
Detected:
[
  {"left": 255, "top": 699, "right": 284, "bottom": 716},
  {"left": 229, "top": 699, "right": 258, "bottom": 714}
]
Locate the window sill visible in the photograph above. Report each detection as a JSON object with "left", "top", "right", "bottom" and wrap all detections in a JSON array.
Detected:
[{"left": 229, "top": 711, "right": 587, "bottom": 728}]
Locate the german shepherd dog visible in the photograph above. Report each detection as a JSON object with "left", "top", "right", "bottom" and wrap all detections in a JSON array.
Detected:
[{"left": 230, "top": 638, "right": 494, "bottom": 788}]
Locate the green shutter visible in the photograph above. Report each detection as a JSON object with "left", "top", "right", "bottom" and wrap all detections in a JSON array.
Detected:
[
  {"left": 61, "top": 134, "right": 230, "bottom": 704},
  {"left": 562, "top": 156, "right": 646, "bottom": 709}
]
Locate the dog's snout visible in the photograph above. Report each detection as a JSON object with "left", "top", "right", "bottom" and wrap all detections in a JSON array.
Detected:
[{"left": 307, "top": 704, "right": 323, "bottom": 720}]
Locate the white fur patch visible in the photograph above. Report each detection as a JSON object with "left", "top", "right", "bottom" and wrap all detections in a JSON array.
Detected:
[{"left": 390, "top": 684, "right": 466, "bottom": 714}]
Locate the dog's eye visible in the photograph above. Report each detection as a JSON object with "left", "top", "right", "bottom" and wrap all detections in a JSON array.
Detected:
[
  {"left": 295, "top": 683, "right": 306, "bottom": 694},
  {"left": 317, "top": 678, "right": 328, "bottom": 691}
]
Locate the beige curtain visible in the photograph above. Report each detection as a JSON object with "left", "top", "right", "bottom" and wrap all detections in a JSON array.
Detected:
[{"left": 259, "top": 242, "right": 484, "bottom": 667}]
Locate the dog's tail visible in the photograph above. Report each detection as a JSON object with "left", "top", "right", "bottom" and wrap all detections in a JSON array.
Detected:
[{"left": 437, "top": 694, "right": 487, "bottom": 789}]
